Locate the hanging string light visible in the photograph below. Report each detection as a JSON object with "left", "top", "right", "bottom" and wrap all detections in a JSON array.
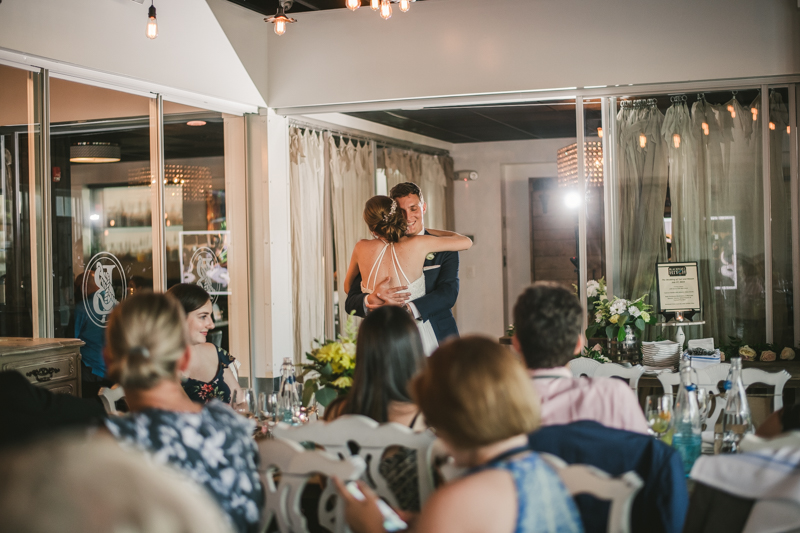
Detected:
[
  {"left": 371, "top": 0, "right": 379, "bottom": 10},
  {"left": 346, "top": 0, "right": 360, "bottom": 10},
  {"left": 727, "top": 104, "right": 736, "bottom": 118},
  {"left": 751, "top": 107, "right": 758, "bottom": 121},
  {"left": 264, "top": 1, "right": 297, "bottom": 36},
  {"left": 701, "top": 122, "right": 710, "bottom": 136},
  {"left": 399, "top": 0, "right": 410, "bottom": 12},
  {"left": 673, "top": 133, "right": 681, "bottom": 148},
  {"left": 639, "top": 133, "right": 647, "bottom": 148},
  {"left": 597, "top": 127, "right": 603, "bottom": 138},
  {"left": 146, "top": 1, "right": 158, "bottom": 40},
  {"left": 769, "top": 122, "right": 776, "bottom": 131},
  {"left": 380, "top": 0, "right": 392, "bottom": 19}
]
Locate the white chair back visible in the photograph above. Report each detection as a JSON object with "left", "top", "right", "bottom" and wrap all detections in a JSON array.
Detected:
[
  {"left": 258, "top": 436, "right": 365, "bottom": 533},
  {"left": 658, "top": 364, "right": 729, "bottom": 442},
  {"left": 569, "top": 358, "right": 644, "bottom": 393},
  {"left": 541, "top": 453, "right": 643, "bottom": 533},
  {"left": 98, "top": 385, "right": 125, "bottom": 415},
  {"left": 742, "top": 368, "right": 791, "bottom": 411},
  {"left": 274, "top": 415, "right": 436, "bottom": 511},
  {"left": 739, "top": 431, "right": 800, "bottom": 454}
]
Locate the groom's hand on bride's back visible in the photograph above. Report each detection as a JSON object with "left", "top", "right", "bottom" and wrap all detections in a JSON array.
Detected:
[{"left": 365, "top": 276, "right": 410, "bottom": 310}]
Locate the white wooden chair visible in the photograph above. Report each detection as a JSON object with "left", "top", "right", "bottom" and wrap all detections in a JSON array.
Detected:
[
  {"left": 541, "top": 453, "right": 643, "bottom": 533},
  {"left": 658, "top": 364, "right": 729, "bottom": 442},
  {"left": 274, "top": 415, "right": 436, "bottom": 522},
  {"left": 257, "top": 436, "right": 365, "bottom": 533},
  {"left": 568, "top": 358, "right": 645, "bottom": 393},
  {"left": 739, "top": 431, "right": 800, "bottom": 454},
  {"left": 97, "top": 385, "right": 125, "bottom": 415},
  {"left": 742, "top": 368, "right": 791, "bottom": 412}
]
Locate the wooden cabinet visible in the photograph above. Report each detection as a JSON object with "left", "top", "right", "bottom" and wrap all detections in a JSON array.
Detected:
[{"left": 0, "top": 338, "right": 84, "bottom": 397}]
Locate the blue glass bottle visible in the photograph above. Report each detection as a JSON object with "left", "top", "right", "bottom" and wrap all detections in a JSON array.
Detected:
[{"left": 672, "top": 358, "right": 702, "bottom": 474}]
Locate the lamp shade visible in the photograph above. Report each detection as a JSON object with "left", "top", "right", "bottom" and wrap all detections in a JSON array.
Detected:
[{"left": 70, "top": 142, "right": 121, "bottom": 163}]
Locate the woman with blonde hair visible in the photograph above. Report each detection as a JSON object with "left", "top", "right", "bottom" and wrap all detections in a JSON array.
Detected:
[
  {"left": 344, "top": 195, "right": 472, "bottom": 355},
  {"left": 336, "top": 336, "right": 583, "bottom": 533},
  {"left": 102, "top": 292, "right": 263, "bottom": 533}
]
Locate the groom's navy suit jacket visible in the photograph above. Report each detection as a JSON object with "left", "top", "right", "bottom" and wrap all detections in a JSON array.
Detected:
[{"left": 344, "top": 231, "right": 460, "bottom": 343}]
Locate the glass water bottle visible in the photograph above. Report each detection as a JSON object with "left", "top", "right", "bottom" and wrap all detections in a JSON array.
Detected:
[{"left": 719, "top": 357, "right": 753, "bottom": 453}]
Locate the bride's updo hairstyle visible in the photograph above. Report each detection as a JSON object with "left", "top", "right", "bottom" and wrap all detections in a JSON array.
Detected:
[
  {"left": 105, "top": 292, "right": 189, "bottom": 390},
  {"left": 364, "top": 195, "right": 408, "bottom": 243}
]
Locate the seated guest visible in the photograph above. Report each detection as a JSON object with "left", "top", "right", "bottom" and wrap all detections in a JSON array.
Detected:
[
  {"left": 0, "top": 370, "right": 106, "bottom": 449},
  {"left": 103, "top": 292, "right": 263, "bottom": 533},
  {"left": 337, "top": 336, "right": 583, "bottom": 533},
  {"left": 325, "top": 306, "right": 427, "bottom": 511},
  {"left": 0, "top": 434, "right": 235, "bottom": 533},
  {"left": 325, "top": 306, "right": 426, "bottom": 429},
  {"left": 74, "top": 271, "right": 113, "bottom": 398},
  {"left": 512, "top": 282, "right": 649, "bottom": 434},
  {"left": 756, "top": 400, "right": 800, "bottom": 438},
  {"left": 167, "top": 283, "right": 241, "bottom": 404},
  {"left": 529, "top": 421, "right": 688, "bottom": 533}
]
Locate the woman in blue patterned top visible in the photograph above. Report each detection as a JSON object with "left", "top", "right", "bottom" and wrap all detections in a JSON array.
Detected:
[
  {"left": 337, "top": 336, "right": 583, "bottom": 533},
  {"left": 103, "top": 292, "right": 263, "bottom": 533},
  {"left": 167, "top": 283, "right": 241, "bottom": 404}
]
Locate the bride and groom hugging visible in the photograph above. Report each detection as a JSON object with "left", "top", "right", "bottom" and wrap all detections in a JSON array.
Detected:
[{"left": 344, "top": 182, "right": 472, "bottom": 355}]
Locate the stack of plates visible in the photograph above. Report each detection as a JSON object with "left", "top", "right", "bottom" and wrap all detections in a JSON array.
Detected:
[{"left": 641, "top": 340, "right": 680, "bottom": 369}]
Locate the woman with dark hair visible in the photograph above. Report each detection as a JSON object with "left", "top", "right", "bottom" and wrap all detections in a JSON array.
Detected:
[
  {"left": 325, "top": 306, "right": 428, "bottom": 511},
  {"left": 166, "top": 283, "right": 241, "bottom": 404},
  {"left": 325, "top": 305, "right": 426, "bottom": 428},
  {"left": 344, "top": 195, "right": 472, "bottom": 355}
]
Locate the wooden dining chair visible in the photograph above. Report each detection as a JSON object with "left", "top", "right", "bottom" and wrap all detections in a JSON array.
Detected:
[
  {"left": 540, "top": 453, "right": 643, "bottom": 533},
  {"left": 274, "top": 415, "right": 437, "bottom": 527},
  {"left": 257, "top": 436, "right": 365, "bottom": 533},
  {"left": 741, "top": 368, "right": 791, "bottom": 412},
  {"left": 97, "top": 385, "right": 125, "bottom": 415},
  {"left": 568, "top": 358, "right": 645, "bottom": 394}
]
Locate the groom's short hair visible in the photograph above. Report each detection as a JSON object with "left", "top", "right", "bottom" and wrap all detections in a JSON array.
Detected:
[
  {"left": 513, "top": 282, "right": 583, "bottom": 369},
  {"left": 390, "top": 182, "right": 424, "bottom": 204}
]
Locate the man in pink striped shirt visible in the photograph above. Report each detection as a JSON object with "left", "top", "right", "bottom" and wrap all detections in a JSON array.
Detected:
[{"left": 512, "top": 282, "right": 650, "bottom": 434}]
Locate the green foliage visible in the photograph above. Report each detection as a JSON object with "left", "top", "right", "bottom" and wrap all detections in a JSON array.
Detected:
[{"left": 300, "top": 311, "right": 358, "bottom": 407}]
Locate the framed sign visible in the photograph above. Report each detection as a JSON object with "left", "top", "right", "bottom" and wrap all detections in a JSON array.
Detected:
[{"left": 656, "top": 261, "right": 701, "bottom": 313}]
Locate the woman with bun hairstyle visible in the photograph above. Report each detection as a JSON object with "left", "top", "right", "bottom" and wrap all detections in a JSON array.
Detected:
[
  {"left": 344, "top": 195, "right": 472, "bottom": 355},
  {"left": 103, "top": 292, "right": 263, "bottom": 533}
]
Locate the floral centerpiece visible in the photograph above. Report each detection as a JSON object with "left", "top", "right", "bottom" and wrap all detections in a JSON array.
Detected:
[
  {"left": 579, "top": 343, "right": 612, "bottom": 363},
  {"left": 583, "top": 278, "right": 656, "bottom": 342},
  {"left": 300, "top": 312, "right": 357, "bottom": 408}
]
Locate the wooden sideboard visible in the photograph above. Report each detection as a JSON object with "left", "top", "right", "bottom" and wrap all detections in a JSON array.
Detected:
[{"left": 0, "top": 338, "right": 84, "bottom": 397}]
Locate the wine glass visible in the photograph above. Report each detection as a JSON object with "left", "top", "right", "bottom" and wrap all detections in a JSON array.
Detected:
[
  {"left": 258, "top": 392, "right": 277, "bottom": 421},
  {"left": 696, "top": 388, "right": 710, "bottom": 429},
  {"left": 645, "top": 394, "right": 673, "bottom": 439},
  {"left": 232, "top": 388, "right": 256, "bottom": 419}
]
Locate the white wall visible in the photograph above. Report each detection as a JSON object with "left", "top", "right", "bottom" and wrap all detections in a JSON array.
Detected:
[
  {"left": 267, "top": 0, "right": 800, "bottom": 109},
  {"left": 0, "top": 0, "right": 265, "bottom": 110},
  {"left": 451, "top": 138, "right": 576, "bottom": 338}
]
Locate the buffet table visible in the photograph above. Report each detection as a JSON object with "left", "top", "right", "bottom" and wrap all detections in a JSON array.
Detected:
[{"left": 0, "top": 337, "right": 84, "bottom": 397}]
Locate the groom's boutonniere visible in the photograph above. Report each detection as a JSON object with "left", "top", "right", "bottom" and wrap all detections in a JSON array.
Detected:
[{"left": 426, "top": 253, "right": 436, "bottom": 261}]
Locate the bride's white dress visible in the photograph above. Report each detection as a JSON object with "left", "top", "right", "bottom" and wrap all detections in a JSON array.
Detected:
[{"left": 361, "top": 240, "right": 439, "bottom": 356}]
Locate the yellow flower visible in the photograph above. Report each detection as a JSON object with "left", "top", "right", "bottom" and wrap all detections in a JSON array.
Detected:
[
  {"left": 331, "top": 376, "right": 353, "bottom": 389},
  {"left": 609, "top": 314, "right": 619, "bottom": 324},
  {"left": 641, "top": 311, "right": 650, "bottom": 323}
]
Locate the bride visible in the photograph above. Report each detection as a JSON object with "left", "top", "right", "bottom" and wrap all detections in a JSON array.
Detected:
[{"left": 344, "top": 195, "right": 472, "bottom": 355}]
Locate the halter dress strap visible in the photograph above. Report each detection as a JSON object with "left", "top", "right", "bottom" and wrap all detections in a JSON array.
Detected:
[
  {"left": 390, "top": 244, "right": 412, "bottom": 286},
  {"left": 365, "top": 241, "right": 391, "bottom": 292}
]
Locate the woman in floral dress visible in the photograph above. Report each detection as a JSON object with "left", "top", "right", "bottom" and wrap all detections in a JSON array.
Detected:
[
  {"left": 167, "top": 283, "right": 241, "bottom": 404},
  {"left": 103, "top": 292, "right": 263, "bottom": 533}
]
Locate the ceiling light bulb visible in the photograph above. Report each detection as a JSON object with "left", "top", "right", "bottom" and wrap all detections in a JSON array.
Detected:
[
  {"left": 751, "top": 107, "right": 758, "bottom": 121},
  {"left": 186, "top": 120, "right": 206, "bottom": 127},
  {"left": 769, "top": 122, "right": 776, "bottom": 131},
  {"left": 265, "top": 8, "right": 296, "bottom": 36},
  {"left": 274, "top": 19, "right": 286, "bottom": 35},
  {"left": 399, "top": 0, "right": 410, "bottom": 12},
  {"left": 673, "top": 133, "right": 681, "bottom": 148},
  {"left": 639, "top": 133, "right": 647, "bottom": 148},
  {"left": 371, "top": 0, "right": 379, "bottom": 10},
  {"left": 346, "top": 0, "right": 360, "bottom": 10},
  {"left": 702, "top": 122, "right": 709, "bottom": 136},
  {"left": 597, "top": 127, "right": 603, "bottom": 138},
  {"left": 146, "top": 3, "right": 158, "bottom": 40},
  {"left": 727, "top": 104, "right": 735, "bottom": 118},
  {"left": 380, "top": 0, "right": 392, "bottom": 19}
]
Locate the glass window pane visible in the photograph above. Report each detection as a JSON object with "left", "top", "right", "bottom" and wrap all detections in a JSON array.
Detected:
[
  {"left": 162, "top": 105, "right": 230, "bottom": 351},
  {"left": 0, "top": 64, "right": 37, "bottom": 337},
  {"left": 49, "top": 78, "right": 152, "bottom": 394},
  {"left": 771, "top": 87, "right": 792, "bottom": 348}
]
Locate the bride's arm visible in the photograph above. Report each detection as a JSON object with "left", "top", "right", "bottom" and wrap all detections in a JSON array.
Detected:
[
  {"left": 414, "top": 230, "right": 473, "bottom": 253},
  {"left": 344, "top": 244, "right": 361, "bottom": 294}
]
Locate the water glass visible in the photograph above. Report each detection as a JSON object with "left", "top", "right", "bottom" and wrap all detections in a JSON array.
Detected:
[
  {"left": 232, "top": 388, "right": 256, "bottom": 419},
  {"left": 696, "top": 389, "right": 710, "bottom": 428},
  {"left": 258, "top": 392, "right": 278, "bottom": 421},
  {"left": 645, "top": 394, "right": 673, "bottom": 439}
]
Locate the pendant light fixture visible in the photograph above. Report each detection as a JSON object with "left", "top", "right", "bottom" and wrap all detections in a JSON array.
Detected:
[
  {"left": 265, "top": 0, "right": 297, "bottom": 36},
  {"left": 399, "top": 0, "right": 410, "bottom": 12},
  {"left": 371, "top": 0, "right": 379, "bottom": 10},
  {"left": 146, "top": 1, "right": 158, "bottom": 40},
  {"left": 380, "top": 0, "right": 392, "bottom": 19},
  {"left": 346, "top": 0, "right": 360, "bottom": 10}
]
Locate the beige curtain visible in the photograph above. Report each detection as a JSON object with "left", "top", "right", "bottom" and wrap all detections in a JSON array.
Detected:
[
  {"left": 289, "top": 128, "right": 325, "bottom": 362},
  {"left": 330, "top": 137, "right": 374, "bottom": 329},
  {"left": 382, "top": 147, "right": 449, "bottom": 231}
]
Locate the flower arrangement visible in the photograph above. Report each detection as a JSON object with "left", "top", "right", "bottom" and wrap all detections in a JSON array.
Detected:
[
  {"left": 579, "top": 343, "right": 612, "bottom": 363},
  {"left": 300, "top": 312, "right": 358, "bottom": 408},
  {"left": 583, "top": 278, "right": 656, "bottom": 342}
]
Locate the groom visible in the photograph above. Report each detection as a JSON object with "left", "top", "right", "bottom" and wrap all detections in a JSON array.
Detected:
[{"left": 345, "top": 182, "right": 460, "bottom": 343}]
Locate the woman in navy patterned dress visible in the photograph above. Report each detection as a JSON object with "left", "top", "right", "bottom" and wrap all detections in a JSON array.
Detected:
[{"left": 103, "top": 292, "right": 263, "bottom": 533}]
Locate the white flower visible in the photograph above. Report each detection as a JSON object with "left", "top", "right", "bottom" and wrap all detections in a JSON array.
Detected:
[
  {"left": 628, "top": 306, "right": 641, "bottom": 318},
  {"left": 592, "top": 344, "right": 603, "bottom": 352},
  {"left": 609, "top": 299, "right": 628, "bottom": 316},
  {"left": 599, "top": 355, "right": 612, "bottom": 363},
  {"left": 587, "top": 280, "right": 600, "bottom": 298},
  {"left": 595, "top": 312, "right": 603, "bottom": 323}
]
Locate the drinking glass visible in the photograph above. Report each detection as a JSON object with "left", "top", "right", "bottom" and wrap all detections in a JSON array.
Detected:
[
  {"left": 645, "top": 394, "right": 673, "bottom": 439},
  {"left": 258, "top": 392, "right": 278, "bottom": 421},
  {"left": 696, "top": 389, "right": 710, "bottom": 429},
  {"left": 232, "top": 388, "right": 256, "bottom": 419}
]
